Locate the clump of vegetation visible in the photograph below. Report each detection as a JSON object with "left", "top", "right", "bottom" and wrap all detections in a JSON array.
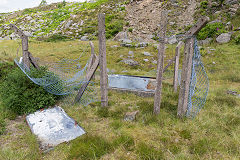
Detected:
[
  {"left": 43, "top": 34, "right": 70, "bottom": 42},
  {"left": 197, "top": 22, "right": 226, "bottom": 40},
  {"left": 0, "top": 67, "right": 59, "bottom": 115},
  {"left": 200, "top": 1, "right": 208, "bottom": 9},
  {"left": 112, "top": 134, "right": 135, "bottom": 150},
  {"left": 128, "top": 27, "right": 133, "bottom": 32},
  {"left": 136, "top": 142, "right": 164, "bottom": 159},
  {"left": 106, "top": 20, "right": 124, "bottom": 39},
  {"left": 68, "top": 135, "right": 112, "bottom": 160},
  {"left": 39, "top": 0, "right": 47, "bottom": 6}
]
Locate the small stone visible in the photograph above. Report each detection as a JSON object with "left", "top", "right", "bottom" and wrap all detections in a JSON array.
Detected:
[
  {"left": 143, "top": 59, "right": 149, "bottom": 62},
  {"left": 152, "top": 60, "right": 157, "bottom": 64},
  {"left": 124, "top": 110, "right": 139, "bottom": 121},
  {"left": 198, "top": 38, "right": 213, "bottom": 46},
  {"left": 216, "top": 33, "right": 231, "bottom": 43},
  {"left": 121, "top": 43, "right": 133, "bottom": 47},
  {"left": 80, "top": 36, "right": 88, "bottom": 41},
  {"left": 121, "top": 59, "right": 139, "bottom": 66},
  {"left": 120, "top": 39, "right": 132, "bottom": 44},
  {"left": 168, "top": 35, "right": 177, "bottom": 44},
  {"left": 128, "top": 51, "right": 134, "bottom": 56},
  {"left": 143, "top": 52, "right": 152, "bottom": 56},
  {"left": 111, "top": 45, "right": 119, "bottom": 48}
]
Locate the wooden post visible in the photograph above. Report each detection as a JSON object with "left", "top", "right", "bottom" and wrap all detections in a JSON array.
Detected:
[
  {"left": 177, "top": 17, "right": 209, "bottom": 117},
  {"left": 9, "top": 24, "right": 39, "bottom": 69},
  {"left": 173, "top": 41, "right": 184, "bottom": 92},
  {"left": 153, "top": 10, "right": 167, "bottom": 115},
  {"left": 98, "top": 13, "right": 108, "bottom": 107},
  {"left": 74, "top": 56, "right": 99, "bottom": 104},
  {"left": 87, "top": 41, "right": 96, "bottom": 80}
]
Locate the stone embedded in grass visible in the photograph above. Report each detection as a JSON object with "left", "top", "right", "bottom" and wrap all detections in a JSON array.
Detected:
[
  {"left": 143, "top": 52, "right": 152, "bottom": 56},
  {"left": 143, "top": 59, "right": 149, "bottom": 62},
  {"left": 216, "top": 33, "right": 231, "bottom": 43},
  {"left": 152, "top": 60, "right": 157, "bottom": 64},
  {"left": 26, "top": 106, "right": 85, "bottom": 151},
  {"left": 227, "top": 90, "right": 240, "bottom": 98},
  {"left": 124, "top": 110, "right": 139, "bottom": 121},
  {"left": 120, "top": 59, "right": 139, "bottom": 66}
]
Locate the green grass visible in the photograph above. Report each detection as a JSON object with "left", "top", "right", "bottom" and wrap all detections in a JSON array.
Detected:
[{"left": 0, "top": 39, "right": 240, "bottom": 159}]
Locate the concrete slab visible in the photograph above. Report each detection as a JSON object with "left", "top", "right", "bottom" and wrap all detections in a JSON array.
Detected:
[{"left": 26, "top": 106, "right": 85, "bottom": 151}]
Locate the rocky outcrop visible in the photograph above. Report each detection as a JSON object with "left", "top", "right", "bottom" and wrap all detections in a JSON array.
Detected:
[{"left": 124, "top": 0, "right": 197, "bottom": 42}]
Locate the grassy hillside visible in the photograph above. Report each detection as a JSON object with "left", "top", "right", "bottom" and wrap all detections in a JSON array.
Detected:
[
  {"left": 0, "top": 0, "right": 240, "bottom": 159},
  {"left": 0, "top": 39, "right": 240, "bottom": 159}
]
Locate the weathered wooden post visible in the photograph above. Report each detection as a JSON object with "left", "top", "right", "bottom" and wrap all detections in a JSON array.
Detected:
[
  {"left": 173, "top": 41, "right": 184, "bottom": 92},
  {"left": 9, "top": 24, "right": 39, "bottom": 69},
  {"left": 153, "top": 10, "right": 168, "bottom": 115},
  {"left": 87, "top": 41, "right": 96, "bottom": 80},
  {"left": 177, "top": 17, "right": 209, "bottom": 117},
  {"left": 98, "top": 13, "right": 108, "bottom": 107}
]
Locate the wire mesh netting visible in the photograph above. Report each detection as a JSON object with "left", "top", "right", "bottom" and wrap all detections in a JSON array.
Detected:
[
  {"left": 187, "top": 38, "right": 209, "bottom": 117},
  {"left": 14, "top": 46, "right": 99, "bottom": 106}
]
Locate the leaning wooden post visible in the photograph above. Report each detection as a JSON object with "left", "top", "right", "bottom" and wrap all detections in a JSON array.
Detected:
[
  {"left": 98, "top": 13, "right": 108, "bottom": 107},
  {"left": 87, "top": 41, "right": 96, "bottom": 80},
  {"left": 173, "top": 41, "right": 184, "bottom": 92},
  {"left": 9, "top": 24, "right": 30, "bottom": 68},
  {"left": 9, "top": 24, "right": 39, "bottom": 69},
  {"left": 177, "top": 17, "right": 209, "bottom": 117},
  {"left": 153, "top": 10, "right": 168, "bottom": 115}
]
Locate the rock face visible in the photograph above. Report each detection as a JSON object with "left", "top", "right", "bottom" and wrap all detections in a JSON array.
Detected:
[
  {"left": 125, "top": 0, "right": 197, "bottom": 42},
  {"left": 124, "top": 110, "right": 139, "bottom": 121},
  {"left": 216, "top": 33, "right": 231, "bottom": 43}
]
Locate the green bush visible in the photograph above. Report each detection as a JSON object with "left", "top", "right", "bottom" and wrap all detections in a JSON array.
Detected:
[
  {"left": 0, "top": 62, "right": 15, "bottom": 79},
  {"left": 44, "top": 34, "right": 69, "bottom": 42},
  {"left": 128, "top": 27, "right": 133, "bottom": 32},
  {"left": 106, "top": 20, "right": 124, "bottom": 39},
  {"left": 0, "top": 67, "right": 59, "bottom": 115},
  {"left": 200, "top": 1, "right": 208, "bottom": 9},
  {"left": 197, "top": 22, "right": 226, "bottom": 40}
]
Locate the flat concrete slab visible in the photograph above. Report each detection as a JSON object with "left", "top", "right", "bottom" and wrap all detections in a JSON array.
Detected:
[
  {"left": 108, "top": 74, "right": 156, "bottom": 91},
  {"left": 26, "top": 106, "right": 85, "bottom": 151}
]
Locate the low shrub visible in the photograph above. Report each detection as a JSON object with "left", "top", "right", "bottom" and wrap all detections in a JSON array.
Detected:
[
  {"left": 200, "top": 1, "right": 208, "bottom": 9},
  {"left": 0, "top": 67, "right": 59, "bottom": 115},
  {"left": 106, "top": 20, "right": 124, "bottom": 39},
  {"left": 44, "top": 34, "right": 69, "bottom": 42},
  {"left": 128, "top": 27, "right": 133, "bottom": 32},
  {"left": 197, "top": 22, "right": 226, "bottom": 40}
]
